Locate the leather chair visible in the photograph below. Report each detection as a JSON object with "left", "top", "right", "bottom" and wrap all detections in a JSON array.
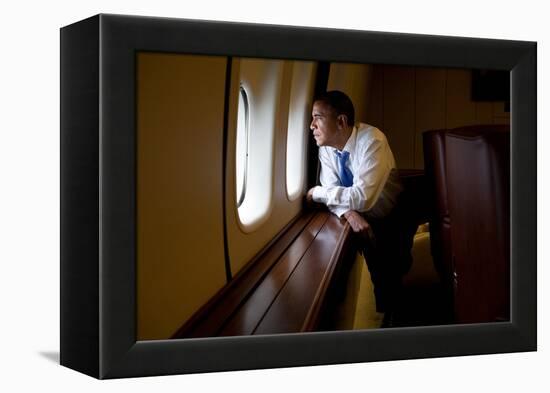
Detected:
[
  {"left": 423, "top": 131, "right": 453, "bottom": 285},
  {"left": 423, "top": 125, "right": 510, "bottom": 324}
]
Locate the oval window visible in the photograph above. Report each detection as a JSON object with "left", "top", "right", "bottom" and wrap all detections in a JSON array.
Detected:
[{"left": 235, "top": 86, "right": 249, "bottom": 207}]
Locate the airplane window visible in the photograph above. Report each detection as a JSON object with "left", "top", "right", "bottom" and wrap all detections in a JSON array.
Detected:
[
  {"left": 235, "top": 58, "right": 282, "bottom": 232},
  {"left": 286, "top": 62, "right": 315, "bottom": 201},
  {"left": 236, "top": 86, "right": 249, "bottom": 207}
]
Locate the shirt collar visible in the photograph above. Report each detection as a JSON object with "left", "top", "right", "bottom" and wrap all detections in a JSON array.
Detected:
[{"left": 333, "top": 125, "right": 357, "bottom": 155}]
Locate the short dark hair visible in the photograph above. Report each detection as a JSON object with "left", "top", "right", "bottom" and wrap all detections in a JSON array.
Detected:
[{"left": 314, "top": 90, "right": 355, "bottom": 127}]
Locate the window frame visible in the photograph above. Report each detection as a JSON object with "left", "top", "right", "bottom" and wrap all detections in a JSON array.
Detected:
[{"left": 236, "top": 85, "right": 250, "bottom": 208}]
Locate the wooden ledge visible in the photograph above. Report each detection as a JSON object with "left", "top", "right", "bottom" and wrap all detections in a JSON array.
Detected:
[{"left": 173, "top": 209, "right": 356, "bottom": 338}]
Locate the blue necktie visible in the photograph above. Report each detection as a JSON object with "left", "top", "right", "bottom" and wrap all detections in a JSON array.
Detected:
[{"left": 335, "top": 150, "right": 353, "bottom": 187}]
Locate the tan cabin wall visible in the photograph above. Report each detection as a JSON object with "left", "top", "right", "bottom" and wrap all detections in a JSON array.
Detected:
[
  {"left": 136, "top": 53, "right": 228, "bottom": 340},
  {"left": 327, "top": 63, "right": 373, "bottom": 125},
  {"left": 332, "top": 65, "right": 510, "bottom": 169},
  {"left": 371, "top": 66, "right": 510, "bottom": 169}
]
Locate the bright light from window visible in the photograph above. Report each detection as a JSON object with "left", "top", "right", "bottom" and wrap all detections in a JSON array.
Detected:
[
  {"left": 236, "top": 87, "right": 249, "bottom": 207},
  {"left": 286, "top": 62, "right": 315, "bottom": 201},
  {"left": 235, "top": 59, "right": 282, "bottom": 232}
]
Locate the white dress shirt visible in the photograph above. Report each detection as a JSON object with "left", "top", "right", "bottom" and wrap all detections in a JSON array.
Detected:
[{"left": 312, "top": 122, "right": 402, "bottom": 218}]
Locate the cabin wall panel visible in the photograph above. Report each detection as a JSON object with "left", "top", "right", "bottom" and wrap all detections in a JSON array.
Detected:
[
  {"left": 382, "top": 66, "right": 416, "bottom": 169},
  {"left": 365, "top": 65, "right": 384, "bottom": 130},
  {"left": 287, "top": 62, "right": 316, "bottom": 200},
  {"left": 493, "top": 102, "right": 511, "bottom": 125},
  {"left": 327, "top": 63, "right": 372, "bottom": 125},
  {"left": 476, "top": 101, "right": 494, "bottom": 125},
  {"left": 364, "top": 65, "right": 509, "bottom": 170},
  {"left": 136, "top": 53, "right": 228, "bottom": 340},
  {"left": 445, "top": 68, "right": 478, "bottom": 129},
  {"left": 415, "top": 67, "right": 447, "bottom": 169}
]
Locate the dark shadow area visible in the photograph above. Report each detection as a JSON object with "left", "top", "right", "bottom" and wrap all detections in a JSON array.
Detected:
[
  {"left": 39, "top": 351, "right": 60, "bottom": 364},
  {"left": 392, "top": 282, "right": 454, "bottom": 328}
]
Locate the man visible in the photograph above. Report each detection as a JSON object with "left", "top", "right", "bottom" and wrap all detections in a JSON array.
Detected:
[{"left": 306, "top": 90, "right": 413, "bottom": 326}]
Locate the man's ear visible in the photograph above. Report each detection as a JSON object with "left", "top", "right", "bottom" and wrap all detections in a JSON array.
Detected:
[{"left": 336, "top": 114, "right": 348, "bottom": 130}]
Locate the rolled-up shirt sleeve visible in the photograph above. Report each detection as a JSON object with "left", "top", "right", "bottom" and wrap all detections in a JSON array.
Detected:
[{"left": 312, "top": 135, "right": 393, "bottom": 218}]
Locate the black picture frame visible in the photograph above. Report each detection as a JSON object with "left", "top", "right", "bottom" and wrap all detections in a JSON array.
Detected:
[{"left": 60, "top": 13, "right": 536, "bottom": 379}]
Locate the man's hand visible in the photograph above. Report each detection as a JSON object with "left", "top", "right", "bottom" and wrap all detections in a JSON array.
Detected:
[
  {"left": 306, "top": 187, "right": 315, "bottom": 203},
  {"left": 343, "top": 210, "right": 370, "bottom": 236},
  {"left": 305, "top": 187, "right": 324, "bottom": 209}
]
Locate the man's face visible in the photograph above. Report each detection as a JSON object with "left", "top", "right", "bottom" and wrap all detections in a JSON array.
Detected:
[{"left": 310, "top": 101, "right": 340, "bottom": 147}]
